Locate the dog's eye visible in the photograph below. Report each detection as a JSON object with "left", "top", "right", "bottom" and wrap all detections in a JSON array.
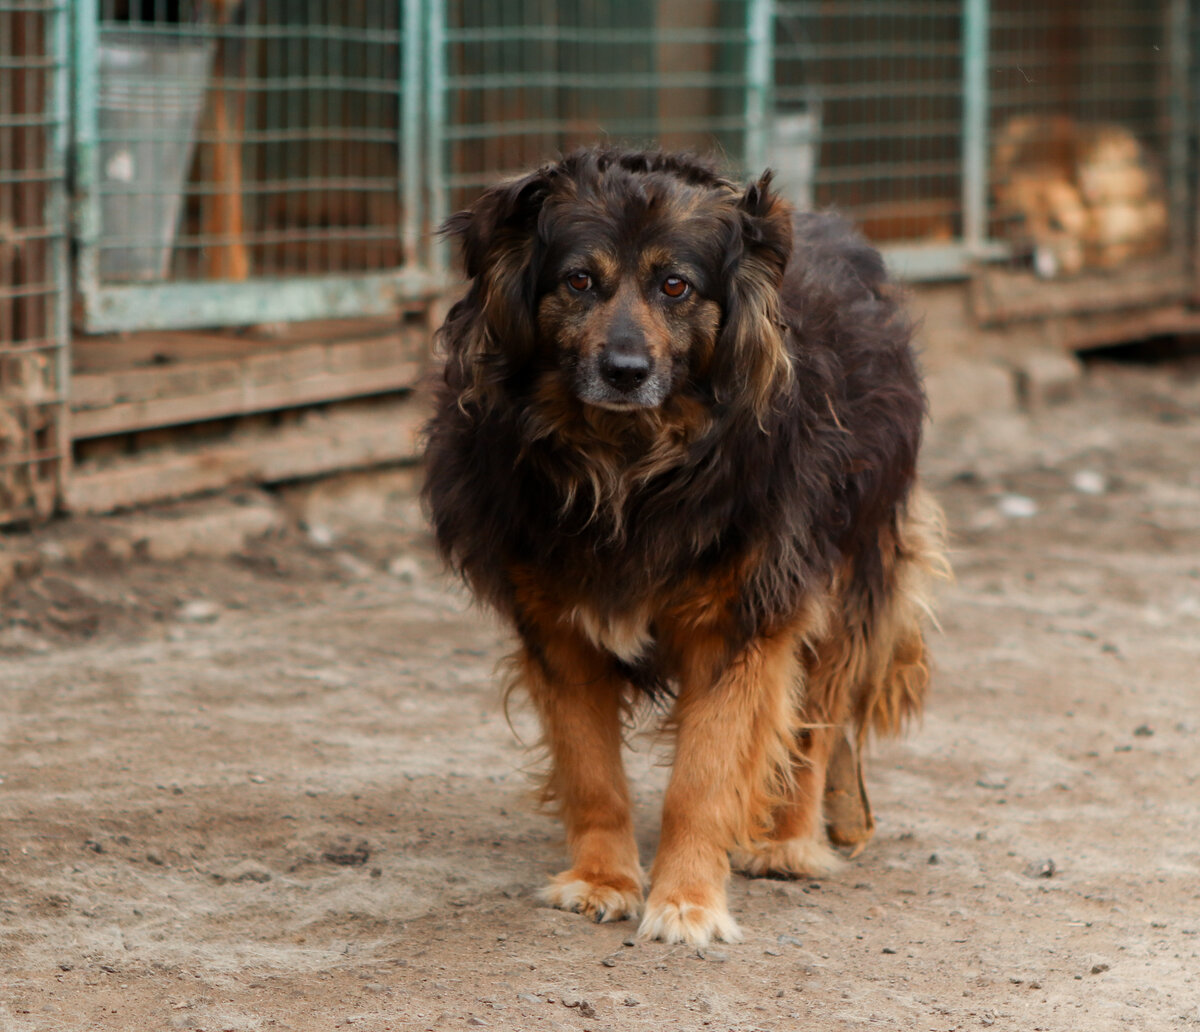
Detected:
[
  {"left": 566, "top": 271, "right": 592, "bottom": 292},
  {"left": 661, "top": 276, "right": 690, "bottom": 299}
]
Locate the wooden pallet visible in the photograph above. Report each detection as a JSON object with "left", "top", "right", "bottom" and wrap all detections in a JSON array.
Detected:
[
  {"left": 70, "top": 317, "right": 429, "bottom": 439},
  {"left": 65, "top": 396, "right": 426, "bottom": 515},
  {"left": 64, "top": 315, "right": 434, "bottom": 514}
]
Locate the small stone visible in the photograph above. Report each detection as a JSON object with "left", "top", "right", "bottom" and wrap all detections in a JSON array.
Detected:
[
  {"left": 701, "top": 949, "right": 728, "bottom": 963},
  {"left": 306, "top": 523, "right": 335, "bottom": 548},
  {"left": 601, "top": 955, "right": 617, "bottom": 967},
  {"left": 882, "top": 947, "right": 897, "bottom": 955},
  {"left": 976, "top": 773, "right": 1009, "bottom": 790},
  {"left": 1133, "top": 724, "right": 1155, "bottom": 737},
  {"left": 387, "top": 556, "right": 421, "bottom": 583},
  {"left": 178, "top": 600, "right": 220, "bottom": 623},
  {"left": 323, "top": 839, "right": 370, "bottom": 866},
  {"left": 928, "top": 853, "right": 940, "bottom": 865},
  {"left": 211, "top": 860, "right": 272, "bottom": 884},
  {"left": 623, "top": 996, "right": 639, "bottom": 1007},
  {"left": 997, "top": 494, "right": 1037, "bottom": 519},
  {"left": 467, "top": 1018, "right": 487, "bottom": 1027},
  {"left": 1090, "top": 963, "right": 1110, "bottom": 975},
  {"left": 1023, "top": 858, "right": 1056, "bottom": 879},
  {"left": 1016, "top": 351, "right": 1083, "bottom": 410},
  {"left": 1071, "top": 470, "right": 1107, "bottom": 496},
  {"left": 336, "top": 553, "right": 375, "bottom": 581}
]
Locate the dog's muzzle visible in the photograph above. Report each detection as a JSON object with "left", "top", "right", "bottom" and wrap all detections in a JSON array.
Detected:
[{"left": 577, "top": 334, "right": 668, "bottom": 410}]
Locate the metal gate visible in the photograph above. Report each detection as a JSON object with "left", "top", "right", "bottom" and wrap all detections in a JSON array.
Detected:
[
  {"left": 1, "top": 0, "right": 69, "bottom": 524},
  {"left": 71, "top": 0, "right": 434, "bottom": 333}
]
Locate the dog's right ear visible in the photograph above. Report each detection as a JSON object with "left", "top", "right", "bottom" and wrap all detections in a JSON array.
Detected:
[{"left": 439, "top": 168, "right": 556, "bottom": 389}]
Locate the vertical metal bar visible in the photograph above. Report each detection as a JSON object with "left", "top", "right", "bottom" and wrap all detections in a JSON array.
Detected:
[
  {"left": 426, "top": 0, "right": 449, "bottom": 278},
  {"left": 1166, "top": 0, "right": 1189, "bottom": 258},
  {"left": 73, "top": 0, "right": 102, "bottom": 307},
  {"left": 401, "top": 0, "right": 422, "bottom": 268},
  {"left": 744, "top": 0, "right": 773, "bottom": 175},
  {"left": 49, "top": 0, "right": 72, "bottom": 507},
  {"left": 961, "top": 0, "right": 989, "bottom": 254}
]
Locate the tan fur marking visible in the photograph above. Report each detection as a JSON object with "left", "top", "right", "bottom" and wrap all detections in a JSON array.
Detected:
[{"left": 568, "top": 605, "right": 653, "bottom": 664}]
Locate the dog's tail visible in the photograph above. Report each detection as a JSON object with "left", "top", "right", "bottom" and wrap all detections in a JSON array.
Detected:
[{"left": 850, "top": 484, "right": 950, "bottom": 743}]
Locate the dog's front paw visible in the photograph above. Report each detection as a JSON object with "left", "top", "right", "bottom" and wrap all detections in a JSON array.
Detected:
[
  {"left": 731, "top": 834, "right": 843, "bottom": 879},
  {"left": 540, "top": 869, "right": 643, "bottom": 923},
  {"left": 637, "top": 889, "right": 743, "bottom": 947}
]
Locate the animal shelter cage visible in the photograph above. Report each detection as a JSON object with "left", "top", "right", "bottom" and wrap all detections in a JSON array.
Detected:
[
  {"left": 0, "top": 0, "right": 1197, "bottom": 522},
  {"left": 61, "top": 0, "right": 1200, "bottom": 330},
  {"left": 974, "top": 0, "right": 1193, "bottom": 322},
  {"left": 0, "top": 0, "right": 70, "bottom": 525},
  {"left": 429, "top": 0, "right": 774, "bottom": 229},
  {"left": 773, "top": 0, "right": 1192, "bottom": 313},
  {"left": 72, "top": 0, "right": 430, "bottom": 332}
]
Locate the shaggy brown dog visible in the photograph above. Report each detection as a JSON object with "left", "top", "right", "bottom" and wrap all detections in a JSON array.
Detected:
[{"left": 423, "top": 149, "right": 946, "bottom": 946}]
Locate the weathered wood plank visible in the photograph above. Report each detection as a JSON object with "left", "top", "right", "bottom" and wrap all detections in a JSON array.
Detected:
[
  {"left": 70, "top": 328, "right": 429, "bottom": 438},
  {"left": 971, "top": 254, "right": 1190, "bottom": 326},
  {"left": 65, "top": 399, "right": 427, "bottom": 515}
]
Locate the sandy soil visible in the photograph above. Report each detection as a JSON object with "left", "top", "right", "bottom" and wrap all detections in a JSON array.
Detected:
[{"left": 2, "top": 358, "right": 1199, "bottom": 1032}]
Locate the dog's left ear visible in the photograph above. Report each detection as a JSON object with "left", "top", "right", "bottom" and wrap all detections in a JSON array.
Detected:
[
  {"left": 439, "top": 167, "right": 556, "bottom": 395},
  {"left": 716, "top": 172, "right": 794, "bottom": 418}
]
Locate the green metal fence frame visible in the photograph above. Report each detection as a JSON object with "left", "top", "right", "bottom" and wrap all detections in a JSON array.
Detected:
[
  {"left": 70, "top": 0, "right": 437, "bottom": 334},
  {"left": 850, "top": 0, "right": 1008, "bottom": 282},
  {"left": 64, "top": 0, "right": 1200, "bottom": 335},
  {"left": 426, "top": 0, "right": 776, "bottom": 274}
]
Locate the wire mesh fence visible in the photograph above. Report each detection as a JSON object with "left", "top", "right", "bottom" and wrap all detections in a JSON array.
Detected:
[
  {"left": 773, "top": 0, "right": 965, "bottom": 248},
  {"left": 1, "top": 0, "right": 69, "bottom": 524},
  {"left": 73, "top": 0, "right": 427, "bottom": 331},
  {"left": 431, "top": 0, "right": 772, "bottom": 222},
  {"left": 986, "top": 0, "right": 1188, "bottom": 280}
]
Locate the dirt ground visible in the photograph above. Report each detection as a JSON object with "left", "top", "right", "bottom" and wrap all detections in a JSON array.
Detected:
[{"left": 2, "top": 354, "right": 1200, "bottom": 1032}]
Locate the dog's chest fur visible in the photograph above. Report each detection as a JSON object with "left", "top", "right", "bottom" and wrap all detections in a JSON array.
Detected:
[{"left": 567, "top": 604, "right": 654, "bottom": 663}]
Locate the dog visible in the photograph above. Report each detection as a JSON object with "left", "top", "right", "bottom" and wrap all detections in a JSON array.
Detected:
[{"left": 423, "top": 148, "right": 946, "bottom": 947}]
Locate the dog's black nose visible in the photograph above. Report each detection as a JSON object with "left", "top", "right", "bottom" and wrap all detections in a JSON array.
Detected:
[{"left": 599, "top": 349, "right": 651, "bottom": 391}]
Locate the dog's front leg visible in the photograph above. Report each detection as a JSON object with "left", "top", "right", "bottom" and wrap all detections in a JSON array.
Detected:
[
  {"left": 639, "top": 628, "right": 801, "bottom": 947},
  {"left": 518, "top": 636, "right": 644, "bottom": 923}
]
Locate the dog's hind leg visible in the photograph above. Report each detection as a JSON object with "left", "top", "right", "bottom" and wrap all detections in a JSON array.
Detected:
[
  {"left": 735, "top": 488, "right": 947, "bottom": 877},
  {"left": 730, "top": 652, "right": 848, "bottom": 880},
  {"left": 516, "top": 634, "right": 645, "bottom": 924}
]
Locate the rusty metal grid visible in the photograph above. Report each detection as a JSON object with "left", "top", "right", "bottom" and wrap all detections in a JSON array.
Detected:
[
  {"left": 1, "top": 0, "right": 69, "bottom": 524},
  {"left": 73, "top": 0, "right": 431, "bottom": 332}
]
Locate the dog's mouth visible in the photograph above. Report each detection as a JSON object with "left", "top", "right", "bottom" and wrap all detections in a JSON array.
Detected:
[{"left": 573, "top": 360, "right": 671, "bottom": 411}]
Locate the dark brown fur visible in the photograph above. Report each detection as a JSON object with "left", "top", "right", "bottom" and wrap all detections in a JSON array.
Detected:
[{"left": 423, "top": 148, "right": 947, "bottom": 946}]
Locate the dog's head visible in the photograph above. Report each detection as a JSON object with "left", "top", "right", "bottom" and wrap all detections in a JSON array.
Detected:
[{"left": 441, "top": 149, "right": 794, "bottom": 419}]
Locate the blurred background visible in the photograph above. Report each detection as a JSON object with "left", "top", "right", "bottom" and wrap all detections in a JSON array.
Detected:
[{"left": 1, "top": 0, "right": 1196, "bottom": 526}]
